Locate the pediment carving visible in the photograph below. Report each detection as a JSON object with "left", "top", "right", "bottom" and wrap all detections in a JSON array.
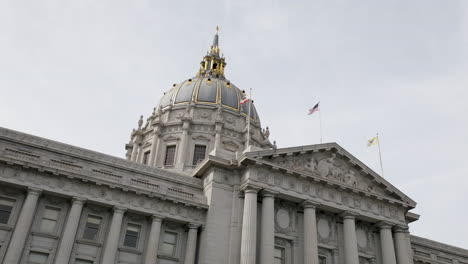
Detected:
[{"left": 270, "top": 153, "right": 383, "bottom": 195}]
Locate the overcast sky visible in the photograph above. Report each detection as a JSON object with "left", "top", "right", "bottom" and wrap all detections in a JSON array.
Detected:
[{"left": 1, "top": 0, "right": 467, "bottom": 249}]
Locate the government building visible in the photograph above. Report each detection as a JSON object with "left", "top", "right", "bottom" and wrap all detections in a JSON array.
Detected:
[{"left": 0, "top": 30, "right": 467, "bottom": 264}]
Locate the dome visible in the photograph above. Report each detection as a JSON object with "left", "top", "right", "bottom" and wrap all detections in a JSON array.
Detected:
[{"left": 159, "top": 76, "right": 260, "bottom": 121}]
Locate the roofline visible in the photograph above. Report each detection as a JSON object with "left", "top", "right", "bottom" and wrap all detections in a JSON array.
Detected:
[{"left": 245, "top": 142, "right": 417, "bottom": 207}]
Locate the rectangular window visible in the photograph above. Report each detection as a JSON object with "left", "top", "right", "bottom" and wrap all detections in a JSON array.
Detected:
[
  {"left": 75, "top": 259, "right": 94, "bottom": 264},
  {"left": 274, "top": 247, "right": 285, "bottom": 264},
  {"left": 82, "top": 215, "right": 102, "bottom": 241},
  {"left": 192, "top": 145, "right": 206, "bottom": 165},
  {"left": 143, "top": 151, "right": 151, "bottom": 165},
  {"left": 319, "top": 256, "right": 327, "bottom": 264},
  {"left": 160, "top": 231, "right": 178, "bottom": 256},
  {"left": 164, "top": 146, "right": 176, "bottom": 166},
  {"left": 123, "top": 223, "right": 141, "bottom": 248},
  {"left": 0, "top": 197, "right": 14, "bottom": 224},
  {"left": 38, "top": 207, "right": 61, "bottom": 233},
  {"left": 28, "top": 251, "right": 49, "bottom": 264}
]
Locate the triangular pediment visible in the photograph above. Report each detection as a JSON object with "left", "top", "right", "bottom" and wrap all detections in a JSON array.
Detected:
[{"left": 245, "top": 143, "right": 416, "bottom": 208}]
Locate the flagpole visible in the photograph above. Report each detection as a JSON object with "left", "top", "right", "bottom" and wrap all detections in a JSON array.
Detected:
[
  {"left": 376, "top": 133, "right": 384, "bottom": 177},
  {"left": 246, "top": 88, "right": 252, "bottom": 147},
  {"left": 318, "top": 103, "right": 323, "bottom": 143}
]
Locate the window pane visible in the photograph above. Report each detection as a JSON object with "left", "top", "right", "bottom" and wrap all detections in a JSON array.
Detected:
[
  {"left": 160, "top": 243, "right": 175, "bottom": 256},
  {"left": 0, "top": 206, "right": 12, "bottom": 224},
  {"left": 143, "top": 151, "right": 150, "bottom": 165},
  {"left": 164, "top": 146, "right": 176, "bottom": 166},
  {"left": 39, "top": 219, "right": 57, "bottom": 233},
  {"left": 163, "top": 232, "right": 177, "bottom": 244},
  {"left": 0, "top": 198, "right": 15, "bottom": 225},
  {"left": 192, "top": 145, "right": 206, "bottom": 165},
  {"left": 28, "top": 251, "right": 49, "bottom": 264},
  {"left": 83, "top": 215, "right": 102, "bottom": 241},
  {"left": 123, "top": 224, "right": 141, "bottom": 248},
  {"left": 43, "top": 208, "right": 60, "bottom": 220}
]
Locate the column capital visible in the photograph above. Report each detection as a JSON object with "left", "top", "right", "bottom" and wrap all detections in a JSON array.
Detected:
[
  {"left": 377, "top": 221, "right": 393, "bottom": 230},
  {"left": 341, "top": 211, "right": 359, "bottom": 219},
  {"left": 261, "top": 189, "right": 278, "bottom": 198},
  {"left": 331, "top": 248, "right": 339, "bottom": 256},
  {"left": 187, "top": 223, "right": 201, "bottom": 230},
  {"left": 72, "top": 197, "right": 86, "bottom": 205},
  {"left": 151, "top": 214, "right": 165, "bottom": 222},
  {"left": 393, "top": 225, "right": 409, "bottom": 233},
  {"left": 301, "top": 200, "right": 320, "bottom": 209},
  {"left": 241, "top": 185, "right": 261, "bottom": 194},
  {"left": 27, "top": 187, "right": 42, "bottom": 196},
  {"left": 113, "top": 206, "right": 127, "bottom": 214},
  {"left": 369, "top": 257, "right": 377, "bottom": 264}
]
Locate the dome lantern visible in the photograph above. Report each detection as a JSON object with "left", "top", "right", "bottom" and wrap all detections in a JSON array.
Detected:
[{"left": 198, "top": 26, "right": 226, "bottom": 78}]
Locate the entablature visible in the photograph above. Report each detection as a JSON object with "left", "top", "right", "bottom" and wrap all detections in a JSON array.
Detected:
[{"left": 0, "top": 127, "right": 207, "bottom": 208}]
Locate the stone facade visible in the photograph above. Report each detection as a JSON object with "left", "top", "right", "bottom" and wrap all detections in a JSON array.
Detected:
[{"left": 0, "top": 30, "right": 466, "bottom": 264}]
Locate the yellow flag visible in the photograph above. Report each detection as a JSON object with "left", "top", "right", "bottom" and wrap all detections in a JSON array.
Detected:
[{"left": 367, "top": 136, "right": 379, "bottom": 147}]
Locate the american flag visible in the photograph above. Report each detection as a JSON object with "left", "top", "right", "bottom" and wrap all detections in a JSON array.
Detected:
[
  {"left": 308, "top": 102, "right": 320, "bottom": 115},
  {"left": 240, "top": 97, "right": 251, "bottom": 105}
]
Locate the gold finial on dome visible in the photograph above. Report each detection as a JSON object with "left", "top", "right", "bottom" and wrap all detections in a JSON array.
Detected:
[{"left": 198, "top": 27, "right": 227, "bottom": 78}]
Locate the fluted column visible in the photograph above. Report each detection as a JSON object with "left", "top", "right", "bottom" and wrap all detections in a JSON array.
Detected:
[
  {"left": 184, "top": 223, "right": 200, "bottom": 264},
  {"left": 394, "top": 226, "right": 412, "bottom": 264},
  {"left": 144, "top": 215, "right": 164, "bottom": 264},
  {"left": 303, "top": 200, "right": 320, "bottom": 264},
  {"left": 4, "top": 188, "right": 42, "bottom": 264},
  {"left": 260, "top": 190, "right": 276, "bottom": 264},
  {"left": 101, "top": 206, "right": 126, "bottom": 264},
  {"left": 342, "top": 212, "right": 359, "bottom": 264},
  {"left": 54, "top": 197, "right": 86, "bottom": 264},
  {"left": 240, "top": 186, "right": 259, "bottom": 264},
  {"left": 378, "top": 222, "right": 397, "bottom": 264}
]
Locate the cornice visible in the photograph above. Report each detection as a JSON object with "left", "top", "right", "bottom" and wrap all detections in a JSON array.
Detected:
[
  {"left": 410, "top": 235, "right": 468, "bottom": 258},
  {"left": 0, "top": 127, "right": 207, "bottom": 208},
  {"left": 243, "top": 143, "right": 417, "bottom": 208}
]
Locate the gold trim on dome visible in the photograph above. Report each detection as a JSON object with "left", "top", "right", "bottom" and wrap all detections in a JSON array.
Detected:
[{"left": 194, "top": 77, "right": 218, "bottom": 106}]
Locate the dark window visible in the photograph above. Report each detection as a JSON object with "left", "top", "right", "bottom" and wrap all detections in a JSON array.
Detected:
[
  {"left": 160, "top": 231, "right": 178, "bottom": 256},
  {"left": 82, "top": 215, "right": 102, "bottom": 241},
  {"left": 192, "top": 145, "right": 206, "bottom": 165},
  {"left": 274, "top": 247, "right": 285, "bottom": 264},
  {"left": 0, "top": 197, "right": 14, "bottom": 224},
  {"left": 123, "top": 223, "right": 141, "bottom": 248},
  {"left": 143, "top": 151, "right": 151, "bottom": 165},
  {"left": 164, "top": 146, "right": 176, "bottom": 166},
  {"left": 319, "top": 256, "right": 327, "bottom": 264}
]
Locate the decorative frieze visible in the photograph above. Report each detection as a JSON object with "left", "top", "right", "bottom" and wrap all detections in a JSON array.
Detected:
[
  {"left": 251, "top": 168, "right": 407, "bottom": 224},
  {"left": 0, "top": 166, "right": 206, "bottom": 224}
]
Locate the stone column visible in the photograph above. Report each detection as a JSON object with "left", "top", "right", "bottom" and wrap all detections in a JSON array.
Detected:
[
  {"left": 240, "top": 186, "right": 259, "bottom": 264},
  {"left": 394, "top": 226, "right": 412, "bottom": 264},
  {"left": 54, "top": 197, "right": 86, "bottom": 264},
  {"left": 131, "top": 136, "right": 141, "bottom": 162},
  {"left": 144, "top": 215, "right": 164, "bottom": 264},
  {"left": 184, "top": 223, "right": 200, "bottom": 264},
  {"left": 342, "top": 212, "right": 359, "bottom": 264},
  {"left": 148, "top": 124, "right": 162, "bottom": 166},
  {"left": 378, "top": 222, "right": 397, "bottom": 264},
  {"left": 176, "top": 120, "right": 190, "bottom": 170},
  {"left": 101, "top": 206, "right": 126, "bottom": 264},
  {"left": 260, "top": 190, "right": 276, "bottom": 264},
  {"left": 332, "top": 249, "right": 339, "bottom": 264},
  {"left": 303, "top": 200, "right": 320, "bottom": 264},
  {"left": 3, "top": 188, "right": 42, "bottom": 264}
]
